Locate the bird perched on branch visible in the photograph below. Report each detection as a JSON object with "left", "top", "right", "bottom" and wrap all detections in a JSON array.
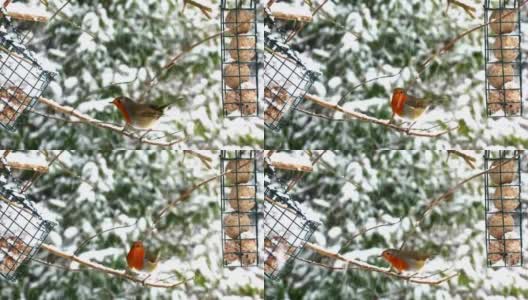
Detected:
[
  {"left": 380, "top": 248, "right": 432, "bottom": 273},
  {"left": 111, "top": 96, "right": 170, "bottom": 130},
  {"left": 127, "top": 240, "right": 161, "bottom": 273},
  {"left": 390, "top": 88, "right": 431, "bottom": 122}
]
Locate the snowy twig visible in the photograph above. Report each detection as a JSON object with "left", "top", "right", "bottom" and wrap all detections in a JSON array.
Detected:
[
  {"left": 268, "top": 154, "right": 314, "bottom": 172},
  {"left": 304, "top": 93, "right": 457, "bottom": 138},
  {"left": 37, "top": 97, "right": 185, "bottom": 147},
  {"left": 5, "top": 4, "right": 50, "bottom": 22},
  {"left": 0, "top": 152, "right": 48, "bottom": 172},
  {"left": 40, "top": 244, "right": 194, "bottom": 288},
  {"left": 268, "top": 2, "right": 313, "bottom": 22},
  {"left": 304, "top": 242, "right": 458, "bottom": 285}
]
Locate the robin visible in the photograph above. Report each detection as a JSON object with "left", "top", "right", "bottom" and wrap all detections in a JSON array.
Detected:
[
  {"left": 126, "top": 240, "right": 161, "bottom": 273},
  {"left": 111, "top": 96, "right": 170, "bottom": 130},
  {"left": 127, "top": 241, "right": 145, "bottom": 271},
  {"left": 390, "top": 88, "right": 431, "bottom": 121},
  {"left": 380, "top": 248, "right": 432, "bottom": 273}
]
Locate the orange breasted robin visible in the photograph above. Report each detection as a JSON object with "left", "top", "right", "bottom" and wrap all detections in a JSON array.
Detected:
[
  {"left": 390, "top": 88, "right": 431, "bottom": 121},
  {"left": 126, "top": 240, "right": 161, "bottom": 273},
  {"left": 111, "top": 96, "right": 170, "bottom": 130},
  {"left": 380, "top": 248, "right": 432, "bottom": 273},
  {"left": 127, "top": 241, "right": 145, "bottom": 271}
]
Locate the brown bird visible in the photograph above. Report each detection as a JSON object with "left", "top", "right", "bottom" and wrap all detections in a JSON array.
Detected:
[
  {"left": 111, "top": 96, "right": 170, "bottom": 130},
  {"left": 381, "top": 248, "right": 432, "bottom": 273}
]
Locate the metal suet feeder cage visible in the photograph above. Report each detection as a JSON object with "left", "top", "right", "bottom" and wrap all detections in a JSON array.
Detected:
[
  {"left": 220, "top": 150, "right": 259, "bottom": 267},
  {"left": 0, "top": 157, "right": 54, "bottom": 280},
  {"left": 220, "top": 0, "right": 260, "bottom": 118},
  {"left": 484, "top": 150, "right": 523, "bottom": 267},
  {"left": 264, "top": 185, "right": 318, "bottom": 279},
  {"left": 263, "top": 37, "right": 317, "bottom": 130},
  {"left": 484, "top": 0, "right": 523, "bottom": 117}
]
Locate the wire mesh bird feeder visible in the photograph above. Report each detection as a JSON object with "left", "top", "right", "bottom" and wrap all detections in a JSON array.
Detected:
[
  {"left": 264, "top": 185, "right": 318, "bottom": 279},
  {"left": 0, "top": 8, "right": 55, "bottom": 130},
  {"left": 484, "top": 0, "right": 523, "bottom": 117},
  {"left": 264, "top": 37, "right": 317, "bottom": 130},
  {"left": 220, "top": 150, "right": 259, "bottom": 267},
  {"left": 0, "top": 157, "right": 54, "bottom": 280},
  {"left": 484, "top": 150, "right": 523, "bottom": 267},
  {"left": 220, "top": 0, "right": 260, "bottom": 118}
]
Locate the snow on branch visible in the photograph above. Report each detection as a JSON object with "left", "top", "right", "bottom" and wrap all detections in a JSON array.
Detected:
[
  {"left": 0, "top": 151, "right": 48, "bottom": 172},
  {"left": 268, "top": 152, "right": 313, "bottom": 172},
  {"left": 37, "top": 97, "right": 185, "bottom": 147},
  {"left": 268, "top": 2, "right": 313, "bottom": 22},
  {"left": 304, "top": 94, "right": 457, "bottom": 138},
  {"left": 5, "top": 3, "right": 50, "bottom": 22},
  {"left": 304, "top": 242, "right": 458, "bottom": 285},
  {"left": 40, "top": 244, "right": 193, "bottom": 288}
]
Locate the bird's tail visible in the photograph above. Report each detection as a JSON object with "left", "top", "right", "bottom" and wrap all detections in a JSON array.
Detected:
[{"left": 158, "top": 97, "right": 184, "bottom": 111}]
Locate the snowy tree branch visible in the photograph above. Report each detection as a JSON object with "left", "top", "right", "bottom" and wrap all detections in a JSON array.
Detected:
[
  {"left": 303, "top": 242, "right": 458, "bottom": 285},
  {"left": 268, "top": 155, "right": 313, "bottom": 172},
  {"left": 37, "top": 97, "right": 186, "bottom": 147},
  {"left": 303, "top": 93, "right": 457, "bottom": 137},
  {"left": 268, "top": 3, "right": 313, "bottom": 22},
  {"left": 0, "top": 152, "right": 48, "bottom": 172},
  {"left": 5, "top": 4, "right": 49, "bottom": 22},
  {"left": 40, "top": 244, "right": 194, "bottom": 288}
]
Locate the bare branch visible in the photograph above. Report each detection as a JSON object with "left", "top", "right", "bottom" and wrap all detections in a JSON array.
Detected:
[
  {"left": 447, "top": 150, "right": 476, "bottom": 169},
  {"left": 37, "top": 97, "right": 185, "bottom": 147},
  {"left": 304, "top": 94, "right": 457, "bottom": 137},
  {"left": 183, "top": 150, "right": 213, "bottom": 169},
  {"left": 304, "top": 242, "right": 458, "bottom": 285},
  {"left": 40, "top": 244, "right": 193, "bottom": 288},
  {"left": 447, "top": 0, "right": 476, "bottom": 18},
  {"left": 183, "top": 0, "right": 213, "bottom": 19}
]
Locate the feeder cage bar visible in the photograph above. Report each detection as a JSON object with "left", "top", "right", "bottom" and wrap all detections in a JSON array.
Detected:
[
  {"left": 264, "top": 185, "right": 318, "bottom": 279},
  {"left": 220, "top": 150, "right": 259, "bottom": 267},
  {"left": 220, "top": 0, "right": 260, "bottom": 118},
  {"left": 484, "top": 150, "right": 523, "bottom": 267},
  {"left": 0, "top": 9, "right": 55, "bottom": 130},
  {"left": 263, "top": 37, "right": 317, "bottom": 130},
  {"left": 484, "top": 0, "right": 523, "bottom": 117},
  {"left": 0, "top": 157, "right": 54, "bottom": 280}
]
